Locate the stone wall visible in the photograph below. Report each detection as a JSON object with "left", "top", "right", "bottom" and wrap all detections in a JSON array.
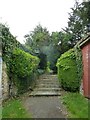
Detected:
[
  {"left": 0, "top": 56, "right": 2, "bottom": 114},
  {"left": 2, "top": 62, "right": 9, "bottom": 100}
]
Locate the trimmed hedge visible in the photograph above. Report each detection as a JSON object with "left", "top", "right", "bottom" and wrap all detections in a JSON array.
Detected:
[
  {"left": 56, "top": 49, "right": 82, "bottom": 92},
  {"left": 10, "top": 48, "right": 40, "bottom": 93}
]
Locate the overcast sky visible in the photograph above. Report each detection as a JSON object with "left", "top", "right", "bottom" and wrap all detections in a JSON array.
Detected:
[{"left": 0, "top": 0, "right": 83, "bottom": 43}]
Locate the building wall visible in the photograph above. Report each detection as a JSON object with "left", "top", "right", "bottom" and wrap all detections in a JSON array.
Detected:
[
  {"left": 88, "top": 42, "right": 90, "bottom": 98},
  {"left": 82, "top": 42, "right": 90, "bottom": 98}
]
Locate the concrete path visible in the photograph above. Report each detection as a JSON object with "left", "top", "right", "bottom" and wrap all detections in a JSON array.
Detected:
[
  {"left": 22, "top": 96, "right": 67, "bottom": 118},
  {"left": 22, "top": 74, "right": 68, "bottom": 118}
]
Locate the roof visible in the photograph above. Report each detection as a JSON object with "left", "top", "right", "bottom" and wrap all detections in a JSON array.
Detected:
[{"left": 78, "top": 33, "right": 90, "bottom": 48}]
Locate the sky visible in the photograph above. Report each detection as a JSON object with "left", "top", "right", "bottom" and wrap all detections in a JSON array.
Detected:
[{"left": 0, "top": 0, "right": 83, "bottom": 44}]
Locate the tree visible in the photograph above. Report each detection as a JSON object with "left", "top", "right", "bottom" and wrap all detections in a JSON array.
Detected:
[
  {"left": 25, "top": 24, "right": 50, "bottom": 70},
  {"left": 25, "top": 24, "right": 50, "bottom": 53},
  {"left": 64, "top": 1, "right": 90, "bottom": 45},
  {"left": 24, "top": 25, "right": 73, "bottom": 72},
  {"left": 50, "top": 31, "right": 73, "bottom": 53}
]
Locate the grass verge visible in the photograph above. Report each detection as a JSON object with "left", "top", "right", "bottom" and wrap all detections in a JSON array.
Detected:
[
  {"left": 61, "top": 92, "right": 88, "bottom": 118},
  {"left": 2, "top": 98, "right": 31, "bottom": 118}
]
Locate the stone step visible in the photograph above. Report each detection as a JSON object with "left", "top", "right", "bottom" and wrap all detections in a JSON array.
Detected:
[
  {"left": 37, "top": 78, "right": 58, "bottom": 80},
  {"left": 36, "top": 80, "right": 59, "bottom": 83},
  {"left": 34, "top": 87, "right": 61, "bottom": 91},
  {"left": 29, "top": 91, "right": 61, "bottom": 96},
  {"left": 36, "top": 84, "right": 60, "bottom": 88},
  {"left": 36, "top": 83, "right": 59, "bottom": 86},
  {"left": 39, "top": 78, "right": 57, "bottom": 80},
  {"left": 39, "top": 75, "right": 57, "bottom": 78},
  {"left": 29, "top": 74, "right": 61, "bottom": 97}
]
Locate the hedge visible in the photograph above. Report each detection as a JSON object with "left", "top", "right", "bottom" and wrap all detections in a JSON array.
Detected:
[
  {"left": 10, "top": 48, "right": 40, "bottom": 93},
  {"left": 1, "top": 24, "right": 40, "bottom": 94},
  {"left": 56, "top": 48, "right": 82, "bottom": 92}
]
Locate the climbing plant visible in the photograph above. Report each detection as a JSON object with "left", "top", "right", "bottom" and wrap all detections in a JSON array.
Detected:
[{"left": 1, "top": 23, "right": 40, "bottom": 94}]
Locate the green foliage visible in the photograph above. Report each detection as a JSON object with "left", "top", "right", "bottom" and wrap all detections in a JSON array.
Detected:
[
  {"left": 1, "top": 24, "right": 19, "bottom": 60},
  {"left": 41, "top": 44, "right": 60, "bottom": 72},
  {"left": 1, "top": 24, "right": 40, "bottom": 94},
  {"left": 25, "top": 24, "right": 50, "bottom": 52},
  {"left": 24, "top": 24, "right": 74, "bottom": 73},
  {"left": 61, "top": 92, "right": 88, "bottom": 118},
  {"left": 10, "top": 48, "right": 40, "bottom": 93},
  {"left": 51, "top": 32, "right": 73, "bottom": 53},
  {"left": 1, "top": 24, "right": 21, "bottom": 77},
  {"left": 57, "top": 49, "right": 82, "bottom": 92},
  {"left": 74, "top": 44, "right": 83, "bottom": 85},
  {"left": 46, "top": 61, "right": 51, "bottom": 73},
  {"left": 64, "top": 1, "right": 90, "bottom": 45},
  {"left": 2, "top": 99, "right": 31, "bottom": 118}
]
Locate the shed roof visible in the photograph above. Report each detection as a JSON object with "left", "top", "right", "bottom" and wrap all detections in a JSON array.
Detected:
[{"left": 78, "top": 33, "right": 90, "bottom": 48}]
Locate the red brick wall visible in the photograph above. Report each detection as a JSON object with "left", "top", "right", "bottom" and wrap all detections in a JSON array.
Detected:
[{"left": 82, "top": 42, "right": 90, "bottom": 98}]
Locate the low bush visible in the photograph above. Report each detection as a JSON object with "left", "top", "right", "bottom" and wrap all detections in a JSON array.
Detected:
[
  {"left": 10, "top": 48, "right": 40, "bottom": 93},
  {"left": 56, "top": 49, "right": 81, "bottom": 92}
]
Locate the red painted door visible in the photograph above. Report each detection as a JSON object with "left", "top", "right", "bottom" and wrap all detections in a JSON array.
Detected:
[{"left": 82, "top": 42, "right": 90, "bottom": 98}]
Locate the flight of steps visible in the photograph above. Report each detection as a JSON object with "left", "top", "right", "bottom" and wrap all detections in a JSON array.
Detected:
[{"left": 29, "top": 74, "right": 61, "bottom": 96}]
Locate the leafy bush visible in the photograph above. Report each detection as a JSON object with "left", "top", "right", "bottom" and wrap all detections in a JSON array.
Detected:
[
  {"left": 56, "top": 49, "right": 81, "bottom": 92},
  {"left": 10, "top": 48, "right": 40, "bottom": 93},
  {"left": 1, "top": 24, "right": 40, "bottom": 94}
]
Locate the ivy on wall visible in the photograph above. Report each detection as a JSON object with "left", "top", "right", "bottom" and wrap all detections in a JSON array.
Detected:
[{"left": 1, "top": 24, "right": 40, "bottom": 94}]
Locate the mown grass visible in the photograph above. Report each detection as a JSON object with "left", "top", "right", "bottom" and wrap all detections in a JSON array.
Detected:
[
  {"left": 2, "top": 98, "right": 31, "bottom": 118},
  {"left": 61, "top": 92, "right": 88, "bottom": 118}
]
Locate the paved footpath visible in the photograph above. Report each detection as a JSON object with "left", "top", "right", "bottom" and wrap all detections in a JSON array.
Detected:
[
  {"left": 22, "top": 96, "right": 68, "bottom": 118},
  {"left": 22, "top": 74, "right": 68, "bottom": 118}
]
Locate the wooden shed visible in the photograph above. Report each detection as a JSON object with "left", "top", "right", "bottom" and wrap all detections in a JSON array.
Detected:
[{"left": 79, "top": 34, "right": 90, "bottom": 99}]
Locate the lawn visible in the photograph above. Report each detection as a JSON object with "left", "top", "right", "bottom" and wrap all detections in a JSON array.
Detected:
[
  {"left": 2, "top": 98, "right": 31, "bottom": 118},
  {"left": 61, "top": 92, "right": 88, "bottom": 118}
]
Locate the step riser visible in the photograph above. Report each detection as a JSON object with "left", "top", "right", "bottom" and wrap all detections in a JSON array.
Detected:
[
  {"left": 34, "top": 88, "right": 61, "bottom": 91},
  {"left": 37, "top": 80, "right": 58, "bottom": 83},
  {"left": 36, "top": 83, "right": 59, "bottom": 86},
  {"left": 29, "top": 94, "right": 61, "bottom": 97},
  {"left": 34, "top": 90, "right": 61, "bottom": 92},
  {"left": 37, "top": 81, "right": 59, "bottom": 84},
  {"left": 36, "top": 86, "right": 60, "bottom": 88},
  {"left": 29, "top": 93, "right": 61, "bottom": 96},
  {"left": 29, "top": 74, "right": 61, "bottom": 96}
]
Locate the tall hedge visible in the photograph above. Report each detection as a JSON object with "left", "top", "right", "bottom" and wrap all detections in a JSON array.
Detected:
[
  {"left": 10, "top": 48, "right": 40, "bottom": 93},
  {"left": 1, "top": 24, "right": 40, "bottom": 94},
  {"left": 56, "top": 48, "right": 82, "bottom": 92}
]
